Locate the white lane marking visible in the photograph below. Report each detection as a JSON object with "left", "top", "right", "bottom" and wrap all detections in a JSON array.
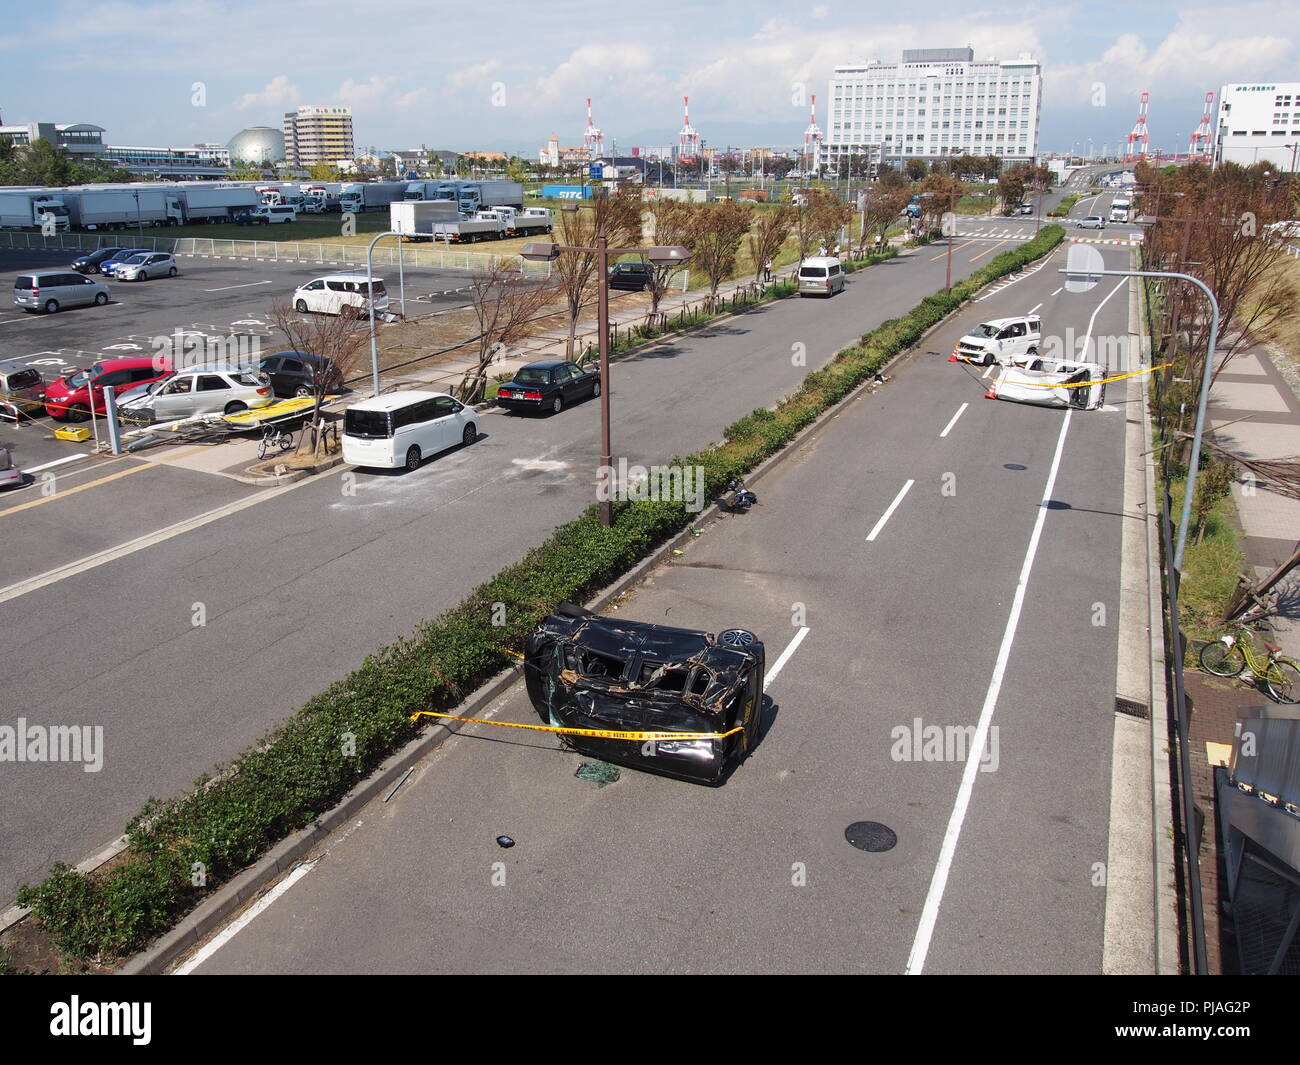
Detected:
[
  {"left": 865, "top": 479, "right": 914, "bottom": 542},
  {"left": 1077, "top": 279, "right": 1127, "bottom": 366},
  {"left": 173, "top": 860, "right": 318, "bottom": 974},
  {"left": 0, "top": 465, "right": 337, "bottom": 605},
  {"left": 939, "top": 403, "right": 969, "bottom": 438},
  {"left": 1027, "top": 302, "right": 1042, "bottom": 314},
  {"left": 203, "top": 280, "right": 272, "bottom": 292},
  {"left": 981, "top": 364, "right": 995, "bottom": 379},
  {"left": 906, "top": 405, "right": 1074, "bottom": 975},
  {"left": 25, "top": 454, "right": 87, "bottom": 473},
  {"left": 1050, "top": 287, "right": 1062, "bottom": 296},
  {"left": 764, "top": 626, "right": 810, "bottom": 691}
]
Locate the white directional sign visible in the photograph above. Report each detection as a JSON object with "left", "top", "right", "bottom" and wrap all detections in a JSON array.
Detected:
[{"left": 1064, "top": 243, "right": 1105, "bottom": 293}]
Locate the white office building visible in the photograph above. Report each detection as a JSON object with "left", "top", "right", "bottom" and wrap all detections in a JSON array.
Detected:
[
  {"left": 824, "top": 47, "right": 1042, "bottom": 169},
  {"left": 1214, "top": 83, "right": 1300, "bottom": 170}
]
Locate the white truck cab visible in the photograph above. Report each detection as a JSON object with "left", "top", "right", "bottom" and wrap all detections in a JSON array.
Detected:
[{"left": 952, "top": 315, "right": 1043, "bottom": 366}]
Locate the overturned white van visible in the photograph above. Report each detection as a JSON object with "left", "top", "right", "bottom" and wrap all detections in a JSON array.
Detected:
[{"left": 986, "top": 355, "right": 1106, "bottom": 411}]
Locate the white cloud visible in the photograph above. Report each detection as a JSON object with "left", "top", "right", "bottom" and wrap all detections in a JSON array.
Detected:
[
  {"left": 395, "top": 88, "right": 429, "bottom": 109},
  {"left": 236, "top": 74, "right": 301, "bottom": 110},
  {"left": 336, "top": 75, "right": 400, "bottom": 112},
  {"left": 447, "top": 59, "right": 501, "bottom": 91},
  {"left": 812, "top": 4, "right": 828, "bottom": 19}
]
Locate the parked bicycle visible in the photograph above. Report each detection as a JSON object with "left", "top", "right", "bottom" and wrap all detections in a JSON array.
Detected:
[
  {"left": 1199, "top": 613, "right": 1300, "bottom": 703},
  {"left": 257, "top": 422, "right": 295, "bottom": 461}
]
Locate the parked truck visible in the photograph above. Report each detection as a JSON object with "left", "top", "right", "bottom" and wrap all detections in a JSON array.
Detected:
[
  {"left": 177, "top": 185, "right": 260, "bottom": 224},
  {"left": 427, "top": 211, "right": 510, "bottom": 243},
  {"left": 491, "top": 205, "right": 552, "bottom": 235},
  {"left": 456, "top": 180, "right": 524, "bottom": 214},
  {"left": 339, "top": 181, "right": 408, "bottom": 213},
  {"left": 300, "top": 183, "right": 344, "bottom": 213},
  {"left": 0, "top": 190, "right": 70, "bottom": 231},
  {"left": 64, "top": 188, "right": 183, "bottom": 230},
  {"left": 391, "top": 199, "right": 461, "bottom": 239}
]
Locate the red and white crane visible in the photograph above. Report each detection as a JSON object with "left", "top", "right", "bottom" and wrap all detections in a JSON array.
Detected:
[
  {"left": 583, "top": 97, "right": 604, "bottom": 160},
  {"left": 1188, "top": 91, "right": 1214, "bottom": 162},
  {"left": 803, "top": 93, "right": 824, "bottom": 171},
  {"left": 678, "top": 96, "right": 700, "bottom": 161},
  {"left": 1126, "top": 91, "right": 1150, "bottom": 162}
]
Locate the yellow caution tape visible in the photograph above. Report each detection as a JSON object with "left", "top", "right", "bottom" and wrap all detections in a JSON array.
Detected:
[
  {"left": 1003, "top": 361, "right": 1171, "bottom": 389},
  {"left": 409, "top": 709, "right": 742, "bottom": 743}
]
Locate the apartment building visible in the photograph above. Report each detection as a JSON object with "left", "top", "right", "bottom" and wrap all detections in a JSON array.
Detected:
[{"left": 283, "top": 106, "right": 354, "bottom": 168}]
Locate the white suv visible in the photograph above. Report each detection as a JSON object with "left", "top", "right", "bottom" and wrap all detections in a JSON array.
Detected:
[
  {"left": 293, "top": 274, "right": 389, "bottom": 317},
  {"left": 952, "top": 315, "right": 1043, "bottom": 366}
]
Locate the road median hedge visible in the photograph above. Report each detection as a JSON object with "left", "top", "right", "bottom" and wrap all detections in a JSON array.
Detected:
[{"left": 14, "top": 225, "right": 1064, "bottom": 964}]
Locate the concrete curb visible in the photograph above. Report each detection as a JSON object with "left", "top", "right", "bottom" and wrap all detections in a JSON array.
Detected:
[
  {"left": 110, "top": 236, "right": 1055, "bottom": 974},
  {"left": 228, "top": 454, "right": 346, "bottom": 486}
]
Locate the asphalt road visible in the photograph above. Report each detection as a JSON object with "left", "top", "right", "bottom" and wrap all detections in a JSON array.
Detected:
[
  {"left": 0, "top": 191, "right": 1117, "bottom": 903},
  {"left": 182, "top": 236, "right": 1136, "bottom": 974}
]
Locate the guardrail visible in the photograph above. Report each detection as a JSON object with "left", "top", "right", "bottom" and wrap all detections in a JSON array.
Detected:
[{"left": 0, "top": 229, "right": 549, "bottom": 275}]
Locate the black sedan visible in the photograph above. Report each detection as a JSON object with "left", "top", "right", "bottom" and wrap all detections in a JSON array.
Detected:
[
  {"left": 495, "top": 359, "right": 599, "bottom": 415},
  {"left": 258, "top": 350, "right": 341, "bottom": 398},
  {"left": 608, "top": 261, "right": 653, "bottom": 292},
  {"left": 71, "top": 247, "right": 125, "bottom": 274}
]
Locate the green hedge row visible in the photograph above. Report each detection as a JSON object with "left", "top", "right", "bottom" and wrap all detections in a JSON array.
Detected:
[
  {"left": 14, "top": 225, "right": 1064, "bottom": 963},
  {"left": 1048, "top": 193, "right": 1082, "bottom": 218}
]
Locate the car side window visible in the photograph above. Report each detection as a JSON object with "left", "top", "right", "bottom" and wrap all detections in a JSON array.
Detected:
[
  {"left": 306, "top": 280, "right": 325, "bottom": 291},
  {"left": 96, "top": 370, "right": 128, "bottom": 387},
  {"left": 129, "top": 368, "right": 157, "bottom": 382},
  {"left": 161, "top": 377, "right": 192, "bottom": 394},
  {"left": 197, "top": 375, "right": 229, "bottom": 392},
  {"left": 282, "top": 359, "right": 304, "bottom": 373},
  {"left": 431, "top": 397, "right": 456, "bottom": 418}
]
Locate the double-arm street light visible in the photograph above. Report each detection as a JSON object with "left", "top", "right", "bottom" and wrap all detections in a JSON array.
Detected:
[{"left": 522, "top": 210, "right": 690, "bottom": 526}]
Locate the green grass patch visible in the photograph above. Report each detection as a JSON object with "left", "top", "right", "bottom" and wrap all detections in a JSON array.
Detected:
[{"left": 1048, "top": 194, "right": 1081, "bottom": 218}]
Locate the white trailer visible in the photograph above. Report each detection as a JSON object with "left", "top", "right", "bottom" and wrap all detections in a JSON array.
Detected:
[
  {"left": 456, "top": 180, "right": 524, "bottom": 213},
  {"left": 178, "top": 185, "right": 260, "bottom": 223},
  {"left": 0, "top": 190, "right": 70, "bottom": 230},
  {"left": 64, "top": 188, "right": 183, "bottom": 230}
]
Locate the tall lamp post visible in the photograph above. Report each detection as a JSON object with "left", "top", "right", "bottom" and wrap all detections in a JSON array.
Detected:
[{"left": 522, "top": 222, "right": 690, "bottom": 526}]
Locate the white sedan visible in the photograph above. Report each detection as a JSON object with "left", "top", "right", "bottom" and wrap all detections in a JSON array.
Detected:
[{"left": 115, "top": 252, "right": 179, "bottom": 281}]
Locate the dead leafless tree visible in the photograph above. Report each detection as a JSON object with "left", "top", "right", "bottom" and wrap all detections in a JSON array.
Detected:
[
  {"left": 457, "top": 260, "right": 555, "bottom": 403},
  {"left": 552, "top": 190, "right": 642, "bottom": 358}
]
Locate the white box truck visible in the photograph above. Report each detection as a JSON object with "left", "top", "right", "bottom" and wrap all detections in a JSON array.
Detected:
[
  {"left": 178, "top": 185, "right": 260, "bottom": 223},
  {"left": 64, "top": 188, "right": 183, "bottom": 230},
  {"left": 339, "top": 181, "right": 409, "bottom": 213},
  {"left": 456, "top": 181, "right": 524, "bottom": 213},
  {"left": 0, "top": 190, "right": 70, "bottom": 230},
  {"left": 391, "top": 199, "right": 461, "bottom": 239},
  {"left": 1108, "top": 197, "right": 1131, "bottom": 223}
]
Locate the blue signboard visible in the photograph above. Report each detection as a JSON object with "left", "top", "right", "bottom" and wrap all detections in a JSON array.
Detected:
[{"left": 541, "top": 184, "right": 592, "bottom": 200}]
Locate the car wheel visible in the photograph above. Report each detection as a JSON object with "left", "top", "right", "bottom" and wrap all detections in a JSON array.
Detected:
[
  {"left": 295, "top": 299, "right": 308, "bottom": 313},
  {"left": 137, "top": 271, "right": 148, "bottom": 282},
  {"left": 551, "top": 394, "right": 563, "bottom": 414},
  {"left": 983, "top": 352, "right": 995, "bottom": 367},
  {"left": 718, "top": 628, "right": 757, "bottom": 649},
  {"left": 168, "top": 267, "right": 177, "bottom": 277},
  {"left": 94, "top": 293, "right": 108, "bottom": 306},
  {"left": 641, "top": 282, "right": 651, "bottom": 292},
  {"left": 462, "top": 422, "right": 477, "bottom": 446},
  {"left": 1026, "top": 346, "right": 1038, "bottom": 357},
  {"left": 44, "top": 299, "right": 59, "bottom": 314},
  {"left": 224, "top": 401, "right": 247, "bottom": 416},
  {"left": 294, "top": 385, "right": 312, "bottom": 398},
  {"left": 592, "top": 380, "right": 601, "bottom": 399},
  {"left": 405, "top": 445, "right": 421, "bottom": 471},
  {"left": 67, "top": 403, "right": 89, "bottom": 422}
]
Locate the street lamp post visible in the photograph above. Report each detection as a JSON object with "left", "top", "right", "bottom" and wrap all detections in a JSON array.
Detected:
[
  {"left": 363, "top": 230, "right": 411, "bottom": 396},
  {"left": 522, "top": 226, "right": 690, "bottom": 526}
]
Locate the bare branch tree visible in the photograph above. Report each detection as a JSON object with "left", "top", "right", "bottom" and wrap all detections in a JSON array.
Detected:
[
  {"left": 552, "top": 190, "right": 642, "bottom": 358},
  {"left": 747, "top": 202, "right": 794, "bottom": 282},
  {"left": 687, "top": 200, "right": 753, "bottom": 297},
  {"left": 458, "top": 260, "right": 555, "bottom": 403},
  {"left": 642, "top": 196, "right": 695, "bottom": 318}
]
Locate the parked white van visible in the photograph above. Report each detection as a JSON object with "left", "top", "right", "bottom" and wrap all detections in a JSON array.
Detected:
[
  {"left": 797, "top": 257, "right": 845, "bottom": 297},
  {"left": 342, "top": 390, "right": 479, "bottom": 471},
  {"left": 293, "top": 274, "right": 389, "bottom": 317}
]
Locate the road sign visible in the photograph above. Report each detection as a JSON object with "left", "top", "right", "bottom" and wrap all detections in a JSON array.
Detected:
[{"left": 1064, "top": 243, "right": 1105, "bottom": 292}]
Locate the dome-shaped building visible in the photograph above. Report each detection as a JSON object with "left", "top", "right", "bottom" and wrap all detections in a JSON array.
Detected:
[{"left": 227, "top": 127, "right": 284, "bottom": 165}]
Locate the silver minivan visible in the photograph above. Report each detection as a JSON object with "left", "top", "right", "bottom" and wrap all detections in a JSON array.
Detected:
[
  {"left": 797, "top": 257, "right": 845, "bottom": 297},
  {"left": 0, "top": 360, "right": 46, "bottom": 419},
  {"left": 13, "top": 271, "right": 110, "bottom": 314}
]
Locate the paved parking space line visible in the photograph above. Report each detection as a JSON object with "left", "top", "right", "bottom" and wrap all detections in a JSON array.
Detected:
[
  {"left": 0, "top": 461, "right": 149, "bottom": 518},
  {"left": 204, "top": 281, "right": 272, "bottom": 292},
  {"left": 865, "top": 479, "right": 915, "bottom": 542},
  {"left": 25, "top": 454, "right": 90, "bottom": 473}
]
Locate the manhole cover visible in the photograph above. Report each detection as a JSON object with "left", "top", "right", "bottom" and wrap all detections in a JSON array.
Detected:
[
  {"left": 845, "top": 822, "right": 897, "bottom": 852},
  {"left": 1003, "top": 463, "right": 1027, "bottom": 471}
]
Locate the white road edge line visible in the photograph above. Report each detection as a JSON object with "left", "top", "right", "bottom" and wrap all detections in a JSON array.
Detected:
[
  {"left": 764, "top": 626, "right": 810, "bottom": 691},
  {"left": 25, "top": 454, "right": 87, "bottom": 473},
  {"left": 906, "top": 406, "right": 1074, "bottom": 975},
  {"left": 1026, "top": 302, "right": 1042, "bottom": 315},
  {"left": 203, "top": 280, "right": 272, "bottom": 292},
  {"left": 865, "top": 479, "right": 914, "bottom": 542},
  {"left": 173, "top": 860, "right": 317, "bottom": 974},
  {"left": 1051, "top": 287, "right": 1062, "bottom": 296},
  {"left": 939, "top": 403, "right": 969, "bottom": 439}
]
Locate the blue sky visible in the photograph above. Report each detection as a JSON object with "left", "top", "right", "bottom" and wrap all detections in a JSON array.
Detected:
[{"left": 1, "top": 0, "right": 1295, "bottom": 157}]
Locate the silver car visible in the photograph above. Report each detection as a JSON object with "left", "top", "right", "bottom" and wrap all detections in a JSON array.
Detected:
[
  {"left": 1076, "top": 215, "right": 1106, "bottom": 230},
  {"left": 118, "top": 366, "right": 274, "bottom": 422},
  {"left": 13, "top": 270, "right": 110, "bottom": 313},
  {"left": 115, "top": 252, "right": 179, "bottom": 282}
]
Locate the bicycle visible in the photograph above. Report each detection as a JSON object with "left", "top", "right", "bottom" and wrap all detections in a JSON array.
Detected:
[
  {"left": 1199, "top": 613, "right": 1300, "bottom": 703},
  {"left": 257, "top": 422, "right": 295, "bottom": 461}
]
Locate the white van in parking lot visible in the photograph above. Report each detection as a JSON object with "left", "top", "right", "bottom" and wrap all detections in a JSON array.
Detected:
[
  {"left": 342, "top": 390, "right": 479, "bottom": 471},
  {"left": 293, "top": 274, "right": 389, "bottom": 317}
]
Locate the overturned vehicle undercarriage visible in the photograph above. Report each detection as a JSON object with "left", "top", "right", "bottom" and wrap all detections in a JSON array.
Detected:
[{"left": 524, "top": 604, "right": 766, "bottom": 786}]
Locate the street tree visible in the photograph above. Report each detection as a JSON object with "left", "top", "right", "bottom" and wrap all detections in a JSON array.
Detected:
[
  {"left": 552, "top": 190, "right": 642, "bottom": 357},
  {"left": 642, "top": 196, "right": 696, "bottom": 316},
  {"left": 687, "top": 200, "right": 753, "bottom": 297},
  {"left": 747, "top": 201, "right": 794, "bottom": 282},
  {"left": 792, "top": 188, "right": 851, "bottom": 259},
  {"left": 458, "top": 261, "right": 556, "bottom": 403}
]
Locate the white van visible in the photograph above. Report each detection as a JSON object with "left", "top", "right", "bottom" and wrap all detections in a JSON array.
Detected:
[
  {"left": 797, "top": 257, "right": 845, "bottom": 297},
  {"left": 342, "top": 390, "right": 480, "bottom": 471},
  {"left": 952, "top": 315, "right": 1042, "bottom": 366},
  {"left": 293, "top": 274, "right": 389, "bottom": 317},
  {"left": 252, "top": 204, "right": 298, "bottom": 224}
]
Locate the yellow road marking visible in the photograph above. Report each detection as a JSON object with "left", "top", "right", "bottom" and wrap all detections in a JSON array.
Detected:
[
  {"left": 930, "top": 240, "right": 975, "bottom": 261},
  {"left": 968, "top": 240, "right": 1008, "bottom": 262},
  {"left": 0, "top": 461, "right": 151, "bottom": 518}
]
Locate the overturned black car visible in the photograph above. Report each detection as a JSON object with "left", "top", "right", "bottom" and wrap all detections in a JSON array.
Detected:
[{"left": 524, "top": 604, "right": 766, "bottom": 786}]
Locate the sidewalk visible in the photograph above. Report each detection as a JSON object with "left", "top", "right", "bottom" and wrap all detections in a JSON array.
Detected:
[{"left": 1208, "top": 341, "right": 1300, "bottom": 658}]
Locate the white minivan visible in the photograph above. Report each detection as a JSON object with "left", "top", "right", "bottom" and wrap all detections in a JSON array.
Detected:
[
  {"left": 797, "top": 256, "right": 845, "bottom": 297},
  {"left": 293, "top": 273, "right": 389, "bottom": 317},
  {"left": 342, "top": 390, "right": 479, "bottom": 471}
]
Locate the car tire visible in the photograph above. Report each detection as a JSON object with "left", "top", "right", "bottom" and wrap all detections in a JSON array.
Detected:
[
  {"left": 224, "top": 402, "right": 247, "bottom": 416},
  {"left": 67, "top": 403, "right": 89, "bottom": 422},
  {"left": 137, "top": 272, "right": 148, "bottom": 282},
  {"left": 983, "top": 352, "right": 995, "bottom": 367},
  {"left": 295, "top": 299, "right": 308, "bottom": 313},
  {"left": 551, "top": 394, "right": 563, "bottom": 415},
  {"left": 405, "top": 445, "right": 421, "bottom": 471},
  {"left": 168, "top": 267, "right": 177, "bottom": 277},
  {"left": 294, "top": 385, "right": 312, "bottom": 398},
  {"left": 44, "top": 299, "right": 59, "bottom": 313},
  {"left": 641, "top": 282, "right": 651, "bottom": 292},
  {"left": 592, "top": 380, "right": 601, "bottom": 399},
  {"left": 94, "top": 293, "right": 108, "bottom": 306},
  {"left": 462, "top": 422, "right": 476, "bottom": 446},
  {"left": 1026, "top": 346, "right": 1038, "bottom": 357}
]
